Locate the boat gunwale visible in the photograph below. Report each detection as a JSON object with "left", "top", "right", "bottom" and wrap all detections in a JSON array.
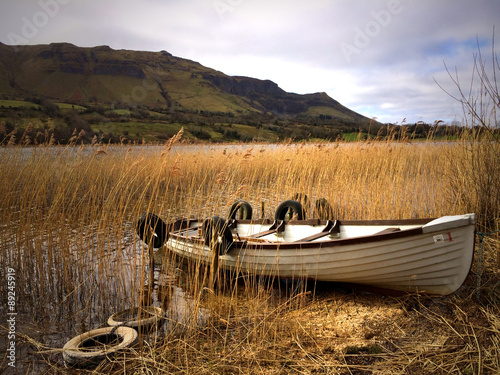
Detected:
[
  {"left": 170, "top": 217, "right": 435, "bottom": 228},
  {"left": 166, "top": 217, "right": 443, "bottom": 251},
  {"left": 233, "top": 218, "right": 434, "bottom": 226},
  {"left": 166, "top": 216, "right": 477, "bottom": 252},
  {"left": 168, "top": 226, "right": 427, "bottom": 250}
]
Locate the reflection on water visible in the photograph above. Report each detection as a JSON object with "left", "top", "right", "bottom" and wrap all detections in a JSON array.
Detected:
[
  {"left": 0, "top": 143, "right": 266, "bottom": 159},
  {"left": 145, "top": 266, "right": 209, "bottom": 334},
  {"left": 0, "top": 218, "right": 310, "bottom": 373},
  {"left": 0, "top": 231, "right": 211, "bottom": 373}
]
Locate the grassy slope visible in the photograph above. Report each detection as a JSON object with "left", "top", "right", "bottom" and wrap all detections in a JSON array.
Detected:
[
  {"left": 0, "top": 43, "right": 377, "bottom": 142},
  {"left": 89, "top": 121, "right": 278, "bottom": 142},
  {"left": 2, "top": 44, "right": 259, "bottom": 114},
  {"left": 0, "top": 43, "right": 367, "bottom": 120},
  {"left": 91, "top": 121, "right": 184, "bottom": 141},
  {"left": 0, "top": 100, "right": 41, "bottom": 109},
  {"left": 306, "top": 105, "right": 355, "bottom": 120}
]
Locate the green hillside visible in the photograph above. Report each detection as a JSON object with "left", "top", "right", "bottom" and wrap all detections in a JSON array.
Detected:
[{"left": 0, "top": 42, "right": 377, "bottom": 144}]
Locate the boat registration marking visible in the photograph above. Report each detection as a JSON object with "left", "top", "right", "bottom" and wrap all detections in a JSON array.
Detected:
[
  {"left": 433, "top": 232, "right": 452, "bottom": 243},
  {"left": 433, "top": 234, "right": 445, "bottom": 243},
  {"left": 433, "top": 232, "right": 453, "bottom": 243}
]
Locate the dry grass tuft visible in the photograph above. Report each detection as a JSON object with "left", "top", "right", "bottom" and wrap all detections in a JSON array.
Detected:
[{"left": 0, "top": 134, "right": 498, "bottom": 374}]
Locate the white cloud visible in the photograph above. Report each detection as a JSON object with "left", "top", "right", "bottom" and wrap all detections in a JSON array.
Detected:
[{"left": 0, "top": 0, "right": 499, "bottom": 123}]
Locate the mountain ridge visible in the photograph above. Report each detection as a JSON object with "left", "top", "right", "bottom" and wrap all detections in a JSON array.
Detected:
[{"left": 0, "top": 41, "right": 369, "bottom": 123}]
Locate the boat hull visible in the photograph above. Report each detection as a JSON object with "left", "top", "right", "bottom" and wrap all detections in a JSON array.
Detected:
[{"left": 165, "top": 214, "right": 476, "bottom": 295}]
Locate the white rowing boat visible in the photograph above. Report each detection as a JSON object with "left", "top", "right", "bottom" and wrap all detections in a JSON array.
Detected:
[{"left": 138, "top": 202, "right": 476, "bottom": 296}]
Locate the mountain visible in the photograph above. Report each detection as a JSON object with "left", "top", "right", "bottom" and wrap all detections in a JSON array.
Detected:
[{"left": 0, "top": 42, "right": 368, "bottom": 122}]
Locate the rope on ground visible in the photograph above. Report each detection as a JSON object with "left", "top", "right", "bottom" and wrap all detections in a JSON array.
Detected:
[{"left": 475, "top": 229, "right": 500, "bottom": 300}]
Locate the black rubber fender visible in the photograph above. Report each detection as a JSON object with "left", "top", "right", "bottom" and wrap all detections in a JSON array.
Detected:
[
  {"left": 202, "top": 216, "right": 234, "bottom": 255},
  {"left": 275, "top": 200, "right": 305, "bottom": 221},
  {"left": 62, "top": 326, "right": 138, "bottom": 368},
  {"left": 228, "top": 200, "right": 253, "bottom": 220},
  {"left": 315, "top": 198, "right": 334, "bottom": 220},
  {"left": 293, "top": 193, "right": 309, "bottom": 206},
  {"left": 136, "top": 213, "right": 167, "bottom": 248}
]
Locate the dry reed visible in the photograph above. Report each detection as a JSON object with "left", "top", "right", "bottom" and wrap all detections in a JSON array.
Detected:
[{"left": 0, "top": 133, "right": 498, "bottom": 374}]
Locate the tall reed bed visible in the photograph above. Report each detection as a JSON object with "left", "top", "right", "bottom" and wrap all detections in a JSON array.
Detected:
[{"left": 0, "top": 135, "right": 498, "bottom": 373}]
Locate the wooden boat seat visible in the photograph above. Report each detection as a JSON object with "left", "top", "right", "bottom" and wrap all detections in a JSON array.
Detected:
[
  {"left": 373, "top": 227, "right": 401, "bottom": 235},
  {"left": 248, "top": 220, "right": 285, "bottom": 238},
  {"left": 295, "top": 220, "right": 340, "bottom": 242}
]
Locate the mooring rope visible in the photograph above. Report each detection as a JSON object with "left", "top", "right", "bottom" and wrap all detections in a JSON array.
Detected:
[{"left": 475, "top": 229, "right": 500, "bottom": 299}]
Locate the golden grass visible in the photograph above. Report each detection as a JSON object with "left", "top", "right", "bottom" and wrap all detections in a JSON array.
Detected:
[{"left": 0, "top": 133, "right": 499, "bottom": 374}]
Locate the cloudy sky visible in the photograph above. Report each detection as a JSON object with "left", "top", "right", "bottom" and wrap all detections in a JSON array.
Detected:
[{"left": 1, "top": 0, "right": 499, "bottom": 124}]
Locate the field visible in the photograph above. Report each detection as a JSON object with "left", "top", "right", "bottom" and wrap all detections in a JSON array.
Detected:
[
  {"left": 0, "top": 133, "right": 499, "bottom": 374},
  {"left": 0, "top": 100, "right": 41, "bottom": 110},
  {"left": 0, "top": 100, "right": 86, "bottom": 112}
]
